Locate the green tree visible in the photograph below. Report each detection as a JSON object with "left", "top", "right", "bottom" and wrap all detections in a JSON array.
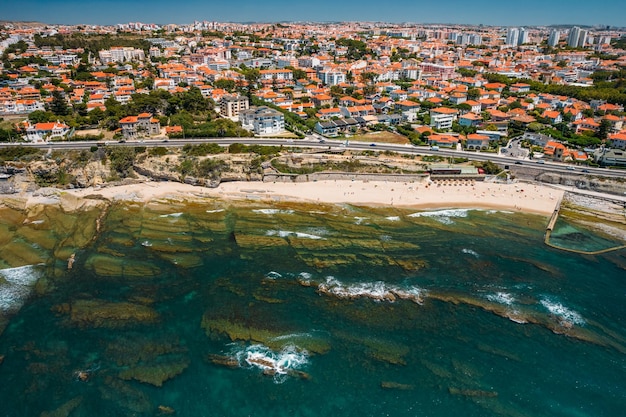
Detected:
[{"left": 49, "top": 91, "right": 71, "bottom": 116}]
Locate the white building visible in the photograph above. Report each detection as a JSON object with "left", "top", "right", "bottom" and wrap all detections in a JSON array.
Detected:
[
  {"left": 429, "top": 108, "right": 458, "bottom": 130},
  {"left": 548, "top": 30, "right": 560, "bottom": 47},
  {"left": 240, "top": 106, "right": 285, "bottom": 135},
  {"left": 506, "top": 28, "right": 519, "bottom": 46},
  {"left": 99, "top": 47, "right": 145, "bottom": 64}
]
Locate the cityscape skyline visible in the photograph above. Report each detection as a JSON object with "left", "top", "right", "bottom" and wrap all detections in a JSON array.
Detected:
[{"left": 2, "top": 0, "right": 625, "bottom": 28}]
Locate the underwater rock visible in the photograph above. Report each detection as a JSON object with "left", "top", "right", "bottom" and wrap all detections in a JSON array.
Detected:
[
  {"left": 106, "top": 337, "right": 187, "bottom": 367},
  {"left": 381, "top": 381, "right": 414, "bottom": 390},
  {"left": 100, "top": 376, "right": 153, "bottom": 414},
  {"left": 336, "top": 331, "right": 409, "bottom": 366},
  {"left": 0, "top": 354, "right": 4, "bottom": 366},
  {"left": 207, "top": 354, "right": 240, "bottom": 368},
  {"left": 40, "top": 396, "right": 83, "bottom": 417},
  {"left": 449, "top": 387, "right": 498, "bottom": 398},
  {"left": 64, "top": 299, "right": 159, "bottom": 328},
  {"left": 158, "top": 405, "right": 176, "bottom": 415},
  {"left": 118, "top": 359, "right": 189, "bottom": 387}
]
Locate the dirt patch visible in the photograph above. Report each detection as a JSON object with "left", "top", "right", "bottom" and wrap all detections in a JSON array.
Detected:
[{"left": 348, "top": 131, "right": 410, "bottom": 145}]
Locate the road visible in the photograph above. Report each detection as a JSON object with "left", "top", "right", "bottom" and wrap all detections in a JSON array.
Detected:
[{"left": 1, "top": 136, "right": 624, "bottom": 179}]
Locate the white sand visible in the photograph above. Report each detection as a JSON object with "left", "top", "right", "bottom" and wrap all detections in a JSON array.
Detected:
[{"left": 59, "top": 179, "right": 563, "bottom": 216}]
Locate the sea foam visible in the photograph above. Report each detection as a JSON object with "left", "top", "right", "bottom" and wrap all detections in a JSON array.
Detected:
[
  {"left": 0, "top": 265, "right": 42, "bottom": 313},
  {"left": 408, "top": 209, "right": 470, "bottom": 225},
  {"left": 317, "top": 277, "right": 424, "bottom": 304},
  {"left": 540, "top": 298, "right": 585, "bottom": 326},
  {"left": 462, "top": 248, "right": 479, "bottom": 257},
  {"left": 233, "top": 344, "right": 309, "bottom": 384},
  {"left": 486, "top": 292, "right": 515, "bottom": 306},
  {"left": 253, "top": 209, "right": 294, "bottom": 215},
  {"left": 266, "top": 230, "right": 325, "bottom": 240}
]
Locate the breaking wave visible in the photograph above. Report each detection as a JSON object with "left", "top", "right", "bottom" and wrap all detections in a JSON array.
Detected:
[
  {"left": 317, "top": 277, "right": 424, "bottom": 304},
  {"left": 486, "top": 292, "right": 515, "bottom": 306},
  {"left": 540, "top": 297, "right": 585, "bottom": 326},
  {"left": 232, "top": 344, "right": 309, "bottom": 384},
  {"left": 408, "top": 209, "right": 470, "bottom": 224},
  {"left": 266, "top": 230, "right": 325, "bottom": 240},
  {"left": 252, "top": 209, "right": 294, "bottom": 215},
  {"left": 0, "top": 265, "right": 43, "bottom": 314},
  {"left": 462, "top": 248, "right": 479, "bottom": 257},
  {"left": 205, "top": 209, "right": 225, "bottom": 213},
  {"left": 265, "top": 271, "right": 283, "bottom": 280},
  {"left": 159, "top": 212, "right": 183, "bottom": 218}
]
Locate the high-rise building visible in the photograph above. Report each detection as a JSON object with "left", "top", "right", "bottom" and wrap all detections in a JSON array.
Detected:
[
  {"left": 567, "top": 26, "right": 581, "bottom": 47},
  {"left": 469, "top": 34, "right": 482, "bottom": 46},
  {"left": 577, "top": 29, "right": 589, "bottom": 47},
  {"left": 548, "top": 29, "right": 560, "bottom": 47},
  {"left": 506, "top": 28, "right": 519, "bottom": 46},
  {"left": 518, "top": 28, "right": 529, "bottom": 45}
]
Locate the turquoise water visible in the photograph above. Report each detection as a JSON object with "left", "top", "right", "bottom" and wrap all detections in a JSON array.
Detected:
[{"left": 0, "top": 202, "right": 625, "bottom": 416}]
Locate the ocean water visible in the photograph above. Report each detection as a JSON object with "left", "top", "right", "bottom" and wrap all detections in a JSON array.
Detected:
[{"left": 0, "top": 200, "right": 625, "bottom": 417}]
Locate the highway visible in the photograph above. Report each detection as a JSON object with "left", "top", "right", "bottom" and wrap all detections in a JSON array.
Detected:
[{"left": 1, "top": 136, "right": 624, "bottom": 179}]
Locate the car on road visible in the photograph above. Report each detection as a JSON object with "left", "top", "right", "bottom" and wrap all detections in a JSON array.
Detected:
[
  {"left": 536, "top": 160, "right": 545, "bottom": 164},
  {"left": 369, "top": 143, "right": 377, "bottom": 147},
  {"left": 515, "top": 161, "right": 523, "bottom": 165},
  {"left": 566, "top": 166, "right": 576, "bottom": 170},
  {"left": 582, "top": 169, "right": 590, "bottom": 173}
]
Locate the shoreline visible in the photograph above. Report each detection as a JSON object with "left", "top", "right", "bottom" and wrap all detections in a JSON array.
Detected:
[{"left": 13, "top": 179, "right": 564, "bottom": 216}]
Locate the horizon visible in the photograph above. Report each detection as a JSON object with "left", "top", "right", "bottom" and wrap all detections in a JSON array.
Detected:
[
  {"left": 2, "top": 20, "right": 620, "bottom": 30},
  {"left": 2, "top": 0, "right": 625, "bottom": 28}
]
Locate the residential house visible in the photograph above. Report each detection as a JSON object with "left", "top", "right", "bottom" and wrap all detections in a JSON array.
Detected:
[
  {"left": 608, "top": 133, "right": 626, "bottom": 149},
  {"left": 311, "top": 94, "right": 334, "bottom": 108},
  {"left": 119, "top": 113, "right": 161, "bottom": 139},
  {"left": 459, "top": 112, "right": 483, "bottom": 127},
  {"left": 541, "top": 110, "right": 563, "bottom": 124},
  {"left": 509, "top": 83, "right": 531, "bottom": 94},
  {"left": 603, "top": 114, "right": 623, "bottom": 133},
  {"left": 340, "top": 105, "right": 376, "bottom": 118},
  {"left": 573, "top": 117, "right": 599, "bottom": 134},
  {"left": 314, "top": 120, "right": 339, "bottom": 136},
  {"left": 22, "top": 121, "right": 70, "bottom": 142},
  {"left": 465, "top": 133, "right": 491, "bottom": 150},
  {"left": 316, "top": 107, "right": 343, "bottom": 120},
  {"left": 464, "top": 100, "right": 482, "bottom": 114},
  {"left": 430, "top": 107, "right": 458, "bottom": 130},
  {"left": 428, "top": 134, "right": 459, "bottom": 148},
  {"left": 543, "top": 140, "right": 567, "bottom": 161}
]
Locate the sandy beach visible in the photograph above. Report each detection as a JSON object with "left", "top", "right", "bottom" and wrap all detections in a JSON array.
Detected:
[{"left": 50, "top": 178, "right": 564, "bottom": 216}]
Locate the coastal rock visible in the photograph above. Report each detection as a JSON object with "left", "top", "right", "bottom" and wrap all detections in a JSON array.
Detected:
[
  {"left": 65, "top": 299, "right": 160, "bottom": 328},
  {"left": 85, "top": 253, "right": 161, "bottom": 278},
  {"left": 118, "top": 359, "right": 189, "bottom": 387},
  {"left": 201, "top": 316, "right": 331, "bottom": 355}
]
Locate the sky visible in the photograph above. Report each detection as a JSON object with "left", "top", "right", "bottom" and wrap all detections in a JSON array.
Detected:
[{"left": 2, "top": 0, "right": 625, "bottom": 27}]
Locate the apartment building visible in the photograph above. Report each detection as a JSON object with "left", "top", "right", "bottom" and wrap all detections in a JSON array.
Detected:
[
  {"left": 220, "top": 95, "right": 250, "bottom": 118},
  {"left": 240, "top": 106, "right": 285, "bottom": 135}
]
